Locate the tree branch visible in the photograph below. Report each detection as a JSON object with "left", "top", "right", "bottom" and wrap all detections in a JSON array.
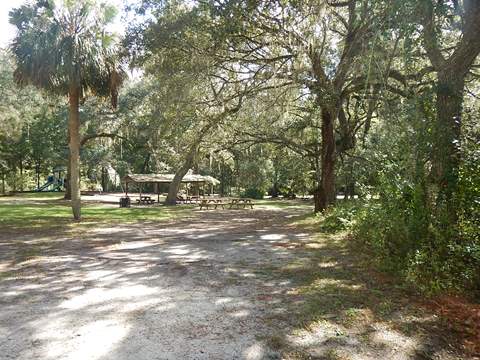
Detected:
[{"left": 80, "top": 133, "right": 128, "bottom": 146}]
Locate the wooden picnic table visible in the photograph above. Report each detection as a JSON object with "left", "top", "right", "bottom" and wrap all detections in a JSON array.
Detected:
[
  {"left": 176, "top": 195, "right": 200, "bottom": 204},
  {"left": 199, "top": 198, "right": 225, "bottom": 210},
  {"left": 198, "top": 198, "right": 254, "bottom": 210},
  {"left": 229, "top": 198, "right": 254, "bottom": 209},
  {"left": 136, "top": 195, "right": 155, "bottom": 205}
]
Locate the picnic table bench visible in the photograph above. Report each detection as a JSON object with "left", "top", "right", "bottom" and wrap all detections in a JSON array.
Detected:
[
  {"left": 198, "top": 198, "right": 254, "bottom": 210},
  {"left": 136, "top": 195, "right": 155, "bottom": 205},
  {"left": 229, "top": 198, "right": 254, "bottom": 209},
  {"left": 177, "top": 195, "right": 200, "bottom": 204},
  {"left": 199, "top": 198, "right": 226, "bottom": 210}
]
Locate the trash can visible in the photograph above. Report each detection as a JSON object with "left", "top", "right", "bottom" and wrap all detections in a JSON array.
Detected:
[{"left": 119, "top": 197, "right": 131, "bottom": 208}]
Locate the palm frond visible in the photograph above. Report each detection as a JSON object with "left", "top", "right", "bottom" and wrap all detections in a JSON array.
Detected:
[{"left": 9, "top": 0, "right": 125, "bottom": 105}]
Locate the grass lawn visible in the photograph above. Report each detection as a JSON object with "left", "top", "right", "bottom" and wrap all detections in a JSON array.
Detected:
[
  {"left": 0, "top": 192, "right": 195, "bottom": 232},
  {"left": 0, "top": 193, "right": 313, "bottom": 234}
]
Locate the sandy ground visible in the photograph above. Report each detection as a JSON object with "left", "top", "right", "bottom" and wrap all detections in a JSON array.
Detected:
[{"left": 0, "top": 207, "right": 470, "bottom": 360}]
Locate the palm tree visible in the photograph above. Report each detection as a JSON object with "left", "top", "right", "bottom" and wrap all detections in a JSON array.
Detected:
[{"left": 9, "top": 0, "right": 124, "bottom": 220}]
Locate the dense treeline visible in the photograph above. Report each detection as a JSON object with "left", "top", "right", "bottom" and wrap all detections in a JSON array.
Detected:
[{"left": 0, "top": 0, "right": 478, "bottom": 294}]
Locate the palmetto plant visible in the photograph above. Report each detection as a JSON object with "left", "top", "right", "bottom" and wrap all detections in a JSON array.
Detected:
[{"left": 10, "top": 0, "right": 124, "bottom": 220}]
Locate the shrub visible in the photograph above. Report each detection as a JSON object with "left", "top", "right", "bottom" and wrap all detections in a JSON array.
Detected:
[
  {"left": 351, "top": 189, "right": 480, "bottom": 295},
  {"left": 318, "top": 201, "right": 359, "bottom": 233},
  {"left": 241, "top": 187, "right": 264, "bottom": 199}
]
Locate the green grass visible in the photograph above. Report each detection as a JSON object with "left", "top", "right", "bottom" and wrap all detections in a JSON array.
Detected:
[
  {"left": 289, "top": 200, "right": 361, "bottom": 233},
  {"left": 0, "top": 194, "right": 313, "bottom": 232},
  {"left": 0, "top": 193, "right": 195, "bottom": 231},
  {"left": 0, "top": 192, "right": 64, "bottom": 201}
]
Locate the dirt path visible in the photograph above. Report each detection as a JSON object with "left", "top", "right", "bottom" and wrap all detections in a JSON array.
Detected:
[{"left": 0, "top": 207, "right": 469, "bottom": 360}]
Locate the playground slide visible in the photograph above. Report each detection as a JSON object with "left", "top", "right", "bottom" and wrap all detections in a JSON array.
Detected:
[{"left": 36, "top": 180, "right": 54, "bottom": 192}]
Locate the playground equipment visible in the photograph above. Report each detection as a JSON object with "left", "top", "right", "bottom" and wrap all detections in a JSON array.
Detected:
[{"left": 36, "top": 166, "right": 66, "bottom": 192}]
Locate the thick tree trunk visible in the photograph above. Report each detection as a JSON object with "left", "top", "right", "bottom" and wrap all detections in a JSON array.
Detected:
[
  {"left": 312, "top": 155, "right": 322, "bottom": 212},
  {"left": 313, "top": 187, "right": 322, "bottom": 212},
  {"left": 68, "top": 86, "right": 81, "bottom": 220},
  {"left": 1, "top": 173, "right": 5, "bottom": 194},
  {"left": 421, "top": 0, "right": 480, "bottom": 223},
  {"left": 165, "top": 146, "right": 198, "bottom": 205},
  {"left": 316, "top": 108, "right": 336, "bottom": 212},
  {"left": 433, "top": 71, "right": 464, "bottom": 221}
]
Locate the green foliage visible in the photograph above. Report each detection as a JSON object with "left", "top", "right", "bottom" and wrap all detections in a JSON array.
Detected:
[
  {"left": 318, "top": 202, "right": 359, "bottom": 233},
  {"left": 9, "top": 0, "right": 124, "bottom": 100},
  {"left": 241, "top": 188, "right": 264, "bottom": 200},
  {"left": 351, "top": 169, "right": 480, "bottom": 295},
  {"left": 353, "top": 198, "right": 480, "bottom": 292},
  {"left": 0, "top": 50, "right": 68, "bottom": 193},
  {"left": 322, "top": 192, "right": 479, "bottom": 295},
  {"left": 327, "top": 92, "right": 480, "bottom": 295}
]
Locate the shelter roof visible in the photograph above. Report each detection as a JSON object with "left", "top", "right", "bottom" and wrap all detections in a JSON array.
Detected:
[{"left": 124, "top": 173, "right": 220, "bottom": 185}]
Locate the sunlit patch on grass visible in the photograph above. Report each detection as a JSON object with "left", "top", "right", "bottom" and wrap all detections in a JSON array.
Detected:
[
  {"left": 0, "top": 192, "right": 64, "bottom": 201},
  {"left": 0, "top": 197, "right": 195, "bottom": 233}
]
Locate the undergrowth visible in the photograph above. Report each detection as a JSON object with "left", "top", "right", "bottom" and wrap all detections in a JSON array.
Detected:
[{"left": 313, "top": 199, "right": 479, "bottom": 297}]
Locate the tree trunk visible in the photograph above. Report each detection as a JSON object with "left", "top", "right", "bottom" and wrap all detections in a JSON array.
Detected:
[
  {"left": 313, "top": 186, "right": 322, "bottom": 212},
  {"left": 346, "top": 181, "right": 355, "bottom": 200},
  {"left": 316, "top": 107, "right": 336, "bottom": 212},
  {"left": 312, "top": 154, "right": 322, "bottom": 212},
  {"left": 271, "top": 183, "right": 279, "bottom": 198},
  {"left": 1, "top": 173, "right": 5, "bottom": 194},
  {"left": 432, "top": 71, "right": 464, "bottom": 221},
  {"left": 19, "top": 159, "right": 23, "bottom": 192},
  {"left": 421, "top": 0, "right": 480, "bottom": 223},
  {"left": 101, "top": 166, "right": 108, "bottom": 192},
  {"left": 141, "top": 153, "right": 150, "bottom": 173},
  {"left": 68, "top": 86, "right": 81, "bottom": 220},
  {"left": 220, "top": 161, "right": 226, "bottom": 197},
  {"left": 345, "top": 158, "right": 355, "bottom": 200},
  {"left": 164, "top": 113, "right": 225, "bottom": 205},
  {"left": 12, "top": 166, "right": 17, "bottom": 193},
  {"left": 165, "top": 145, "right": 198, "bottom": 205},
  {"left": 36, "top": 161, "right": 40, "bottom": 190},
  {"left": 64, "top": 132, "right": 72, "bottom": 199}
]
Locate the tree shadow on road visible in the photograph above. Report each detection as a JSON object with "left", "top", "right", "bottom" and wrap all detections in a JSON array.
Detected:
[{"left": 0, "top": 207, "right": 471, "bottom": 360}]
